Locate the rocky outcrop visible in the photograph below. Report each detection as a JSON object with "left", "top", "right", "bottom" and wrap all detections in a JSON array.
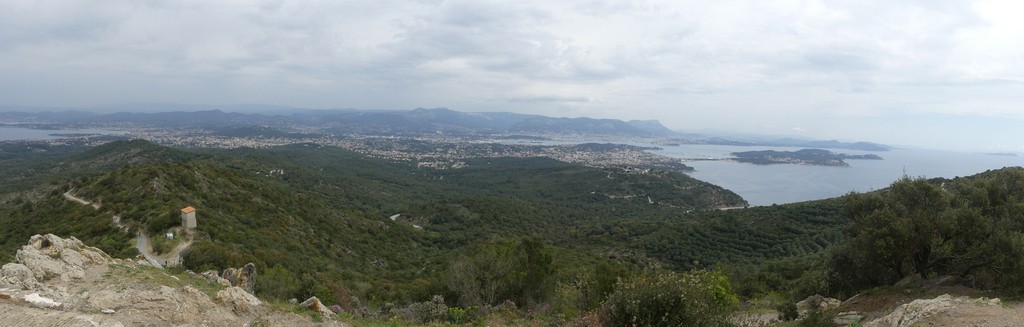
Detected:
[
  {"left": 834, "top": 311, "right": 864, "bottom": 326},
  {"left": 0, "top": 234, "right": 348, "bottom": 326},
  {"left": 301, "top": 296, "right": 336, "bottom": 318},
  {"left": 796, "top": 294, "right": 841, "bottom": 319},
  {"left": 217, "top": 286, "right": 263, "bottom": 313},
  {"left": 864, "top": 294, "right": 1001, "bottom": 327},
  {"left": 194, "top": 263, "right": 258, "bottom": 292},
  {"left": 0, "top": 234, "right": 111, "bottom": 290},
  {"left": 0, "top": 263, "right": 40, "bottom": 290},
  {"left": 199, "top": 270, "right": 232, "bottom": 286},
  {"left": 222, "top": 263, "right": 257, "bottom": 293}
]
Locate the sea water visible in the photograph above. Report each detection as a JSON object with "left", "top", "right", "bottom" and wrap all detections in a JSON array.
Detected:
[{"left": 650, "top": 144, "right": 1024, "bottom": 205}]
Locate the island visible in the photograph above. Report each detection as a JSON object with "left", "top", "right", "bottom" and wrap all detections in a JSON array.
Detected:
[{"left": 730, "top": 148, "right": 883, "bottom": 167}]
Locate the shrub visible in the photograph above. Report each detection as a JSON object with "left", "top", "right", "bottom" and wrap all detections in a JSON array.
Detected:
[
  {"left": 776, "top": 300, "right": 798, "bottom": 321},
  {"left": 797, "top": 309, "right": 833, "bottom": 327},
  {"left": 446, "top": 306, "right": 481, "bottom": 324},
  {"left": 446, "top": 237, "right": 554, "bottom": 307},
  {"left": 401, "top": 295, "right": 448, "bottom": 323},
  {"left": 602, "top": 269, "right": 737, "bottom": 327}
]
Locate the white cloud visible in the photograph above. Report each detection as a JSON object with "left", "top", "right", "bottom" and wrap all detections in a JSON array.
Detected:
[{"left": 0, "top": 0, "right": 1022, "bottom": 150}]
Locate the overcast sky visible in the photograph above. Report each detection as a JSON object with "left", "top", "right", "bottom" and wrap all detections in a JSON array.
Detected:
[{"left": 2, "top": 0, "right": 1023, "bottom": 151}]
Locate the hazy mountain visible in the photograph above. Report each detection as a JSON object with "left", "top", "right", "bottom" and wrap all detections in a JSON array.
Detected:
[
  {"left": 85, "top": 110, "right": 276, "bottom": 128},
  {"left": 4, "top": 106, "right": 676, "bottom": 137},
  {"left": 701, "top": 136, "right": 891, "bottom": 151},
  {"left": 510, "top": 116, "right": 675, "bottom": 136}
]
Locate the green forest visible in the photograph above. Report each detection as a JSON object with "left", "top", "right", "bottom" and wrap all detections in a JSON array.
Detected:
[{"left": 1, "top": 139, "right": 1023, "bottom": 326}]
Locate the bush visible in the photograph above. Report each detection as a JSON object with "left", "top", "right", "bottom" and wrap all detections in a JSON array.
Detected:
[
  {"left": 601, "top": 269, "right": 737, "bottom": 327},
  {"left": 402, "top": 295, "right": 448, "bottom": 323},
  {"left": 776, "top": 300, "right": 798, "bottom": 321},
  {"left": 446, "top": 306, "right": 480, "bottom": 324},
  {"left": 798, "top": 309, "right": 833, "bottom": 327},
  {"left": 446, "top": 237, "right": 554, "bottom": 307}
]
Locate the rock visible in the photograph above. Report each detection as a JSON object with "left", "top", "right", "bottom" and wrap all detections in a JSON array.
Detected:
[
  {"left": 729, "top": 312, "right": 781, "bottom": 327},
  {"left": 24, "top": 292, "right": 62, "bottom": 308},
  {"left": 863, "top": 294, "right": 1002, "bottom": 327},
  {"left": 29, "top": 234, "right": 66, "bottom": 254},
  {"left": 201, "top": 270, "right": 231, "bottom": 287},
  {"left": 222, "top": 268, "right": 239, "bottom": 284},
  {"left": 0, "top": 235, "right": 344, "bottom": 327},
  {"left": 329, "top": 304, "right": 343, "bottom": 313},
  {"left": 796, "top": 294, "right": 841, "bottom": 319},
  {"left": 895, "top": 274, "right": 924, "bottom": 288},
  {"left": 221, "top": 263, "right": 257, "bottom": 293},
  {"left": 17, "top": 246, "right": 73, "bottom": 282},
  {"left": 834, "top": 311, "right": 863, "bottom": 326},
  {"left": 0, "top": 263, "right": 41, "bottom": 290},
  {"left": 216, "top": 286, "right": 262, "bottom": 313},
  {"left": 300, "top": 296, "right": 336, "bottom": 318},
  {"left": 13, "top": 234, "right": 111, "bottom": 285}
]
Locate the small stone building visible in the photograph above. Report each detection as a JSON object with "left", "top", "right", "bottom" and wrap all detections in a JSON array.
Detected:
[{"left": 181, "top": 206, "right": 197, "bottom": 229}]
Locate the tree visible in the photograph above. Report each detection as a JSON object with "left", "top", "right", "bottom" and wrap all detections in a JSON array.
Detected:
[
  {"left": 827, "top": 170, "right": 1024, "bottom": 295},
  {"left": 840, "top": 176, "right": 951, "bottom": 279},
  {"left": 445, "top": 237, "right": 554, "bottom": 307}
]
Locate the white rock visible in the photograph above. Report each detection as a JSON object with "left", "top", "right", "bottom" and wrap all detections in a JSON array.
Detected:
[
  {"left": 24, "top": 292, "right": 62, "bottom": 308},
  {"left": 102, "top": 308, "right": 115, "bottom": 314}
]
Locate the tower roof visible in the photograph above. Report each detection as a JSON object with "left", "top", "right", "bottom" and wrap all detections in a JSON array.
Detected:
[{"left": 181, "top": 206, "right": 196, "bottom": 214}]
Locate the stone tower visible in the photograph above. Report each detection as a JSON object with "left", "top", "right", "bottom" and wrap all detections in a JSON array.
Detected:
[{"left": 181, "top": 206, "right": 197, "bottom": 229}]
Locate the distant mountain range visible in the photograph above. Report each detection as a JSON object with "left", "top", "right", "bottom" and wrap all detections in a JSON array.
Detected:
[
  {"left": 0, "top": 107, "right": 675, "bottom": 137},
  {"left": 702, "top": 137, "right": 891, "bottom": 151},
  {"left": 0, "top": 106, "right": 889, "bottom": 150}
]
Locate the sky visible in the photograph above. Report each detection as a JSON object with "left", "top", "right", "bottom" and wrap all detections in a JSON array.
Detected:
[{"left": 1, "top": 0, "right": 1023, "bottom": 152}]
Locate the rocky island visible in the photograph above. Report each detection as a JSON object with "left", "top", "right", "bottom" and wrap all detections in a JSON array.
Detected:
[{"left": 730, "top": 148, "right": 883, "bottom": 167}]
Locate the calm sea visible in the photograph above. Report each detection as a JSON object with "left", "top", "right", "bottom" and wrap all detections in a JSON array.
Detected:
[{"left": 649, "top": 144, "right": 1024, "bottom": 206}]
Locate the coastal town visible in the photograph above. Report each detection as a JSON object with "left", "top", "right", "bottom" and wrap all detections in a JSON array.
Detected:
[{"left": 0, "top": 125, "right": 693, "bottom": 172}]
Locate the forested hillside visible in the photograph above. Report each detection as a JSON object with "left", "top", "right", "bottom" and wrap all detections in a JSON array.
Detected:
[{"left": 7, "top": 140, "right": 1018, "bottom": 325}]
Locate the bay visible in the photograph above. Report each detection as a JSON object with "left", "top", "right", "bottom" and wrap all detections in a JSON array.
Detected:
[
  {"left": 649, "top": 144, "right": 1024, "bottom": 206},
  {"left": 0, "top": 126, "right": 119, "bottom": 141}
]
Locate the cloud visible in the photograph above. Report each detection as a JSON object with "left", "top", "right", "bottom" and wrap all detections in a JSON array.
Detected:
[
  {"left": 507, "top": 95, "right": 597, "bottom": 103},
  {"left": 0, "top": 0, "right": 1022, "bottom": 149}
]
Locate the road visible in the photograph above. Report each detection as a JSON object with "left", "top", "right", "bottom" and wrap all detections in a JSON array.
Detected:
[
  {"left": 63, "top": 188, "right": 190, "bottom": 267},
  {"left": 135, "top": 232, "right": 167, "bottom": 266},
  {"left": 63, "top": 190, "right": 100, "bottom": 209}
]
